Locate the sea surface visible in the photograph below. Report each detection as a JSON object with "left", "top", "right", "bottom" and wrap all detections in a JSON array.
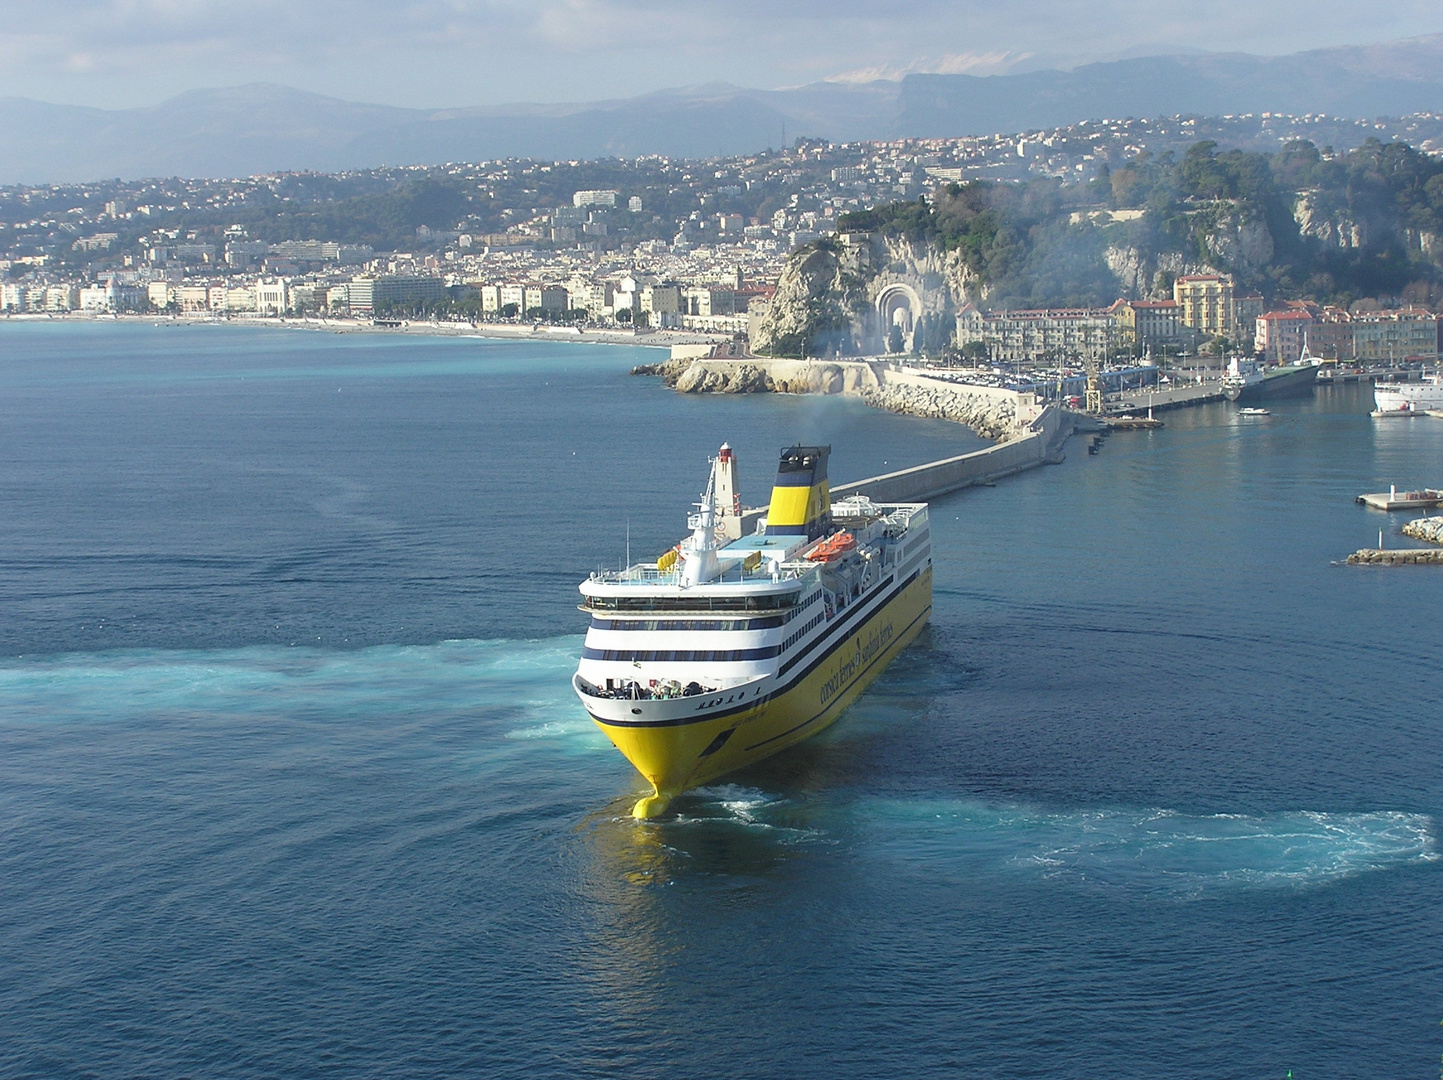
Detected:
[{"left": 1, "top": 321, "right": 1440, "bottom": 1079}]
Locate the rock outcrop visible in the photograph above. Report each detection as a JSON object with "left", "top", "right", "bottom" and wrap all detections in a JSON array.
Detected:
[
  {"left": 1402, "top": 516, "right": 1443, "bottom": 544},
  {"left": 1104, "top": 245, "right": 1214, "bottom": 298},
  {"left": 630, "top": 358, "right": 695, "bottom": 385},
  {"left": 749, "top": 245, "right": 860, "bottom": 358},
  {"left": 1200, "top": 207, "right": 1276, "bottom": 277},
  {"left": 1294, "top": 189, "right": 1370, "bottom": 249},
  {"left": 635, "top": 357, "right": 1027, "bottom": 441},
  {"left": 751, "top": 232, "right": 985, "bottom": 360},
  {"left": 857, "top": 382, "right": 1018, "bottom": 440}
]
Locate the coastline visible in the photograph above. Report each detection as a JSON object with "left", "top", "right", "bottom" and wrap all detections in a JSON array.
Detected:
[{"left": 0, "top": 310, "right": 728, "bottom": 351}]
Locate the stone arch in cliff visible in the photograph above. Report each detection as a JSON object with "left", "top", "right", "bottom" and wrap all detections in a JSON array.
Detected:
[{"left": 875, "top": 283, "right": 923, "bottom": 339}]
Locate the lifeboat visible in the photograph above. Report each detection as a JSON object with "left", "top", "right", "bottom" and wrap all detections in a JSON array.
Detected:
[{"left": 806, "top": 531, "right": 857, "bottom": 562}]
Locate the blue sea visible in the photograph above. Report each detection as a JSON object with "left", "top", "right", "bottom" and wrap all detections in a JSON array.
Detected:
[{"left": 1, "top": 321, "right": 1440, "bottom": 1079}]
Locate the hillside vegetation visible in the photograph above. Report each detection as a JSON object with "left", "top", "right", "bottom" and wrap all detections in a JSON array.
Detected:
[{"left": 836, "top": 138, "right": 1443, "bottom": 311}]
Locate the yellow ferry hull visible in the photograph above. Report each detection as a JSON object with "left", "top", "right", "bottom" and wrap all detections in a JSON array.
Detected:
[{"left": 589, "top": 566, "right": 933, "bottom": 817}]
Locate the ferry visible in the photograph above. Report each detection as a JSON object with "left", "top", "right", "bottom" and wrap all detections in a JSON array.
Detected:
[{"left": 573, "top": 444, "right": 933, "bottom": 818}]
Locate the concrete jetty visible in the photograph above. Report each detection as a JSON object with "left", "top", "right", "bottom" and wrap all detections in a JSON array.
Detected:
[{"left": 1356, "top": 487, "right": 1443, "bottom": 511}]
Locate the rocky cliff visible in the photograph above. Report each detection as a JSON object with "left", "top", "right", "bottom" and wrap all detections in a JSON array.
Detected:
[
  {"left": 751, "top": 231, "right": 982, "bottom": 358},
  {"left": 752, "top": 139, "right": 1443, "bottom": 360}
]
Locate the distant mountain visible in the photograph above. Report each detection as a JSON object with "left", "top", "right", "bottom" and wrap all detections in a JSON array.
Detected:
[
  {"left": 5, "top": 35, "right": 1443, "bottom": 183},
  {"left": 895, "top": 37, "right": 1443, "bottom": 135}
]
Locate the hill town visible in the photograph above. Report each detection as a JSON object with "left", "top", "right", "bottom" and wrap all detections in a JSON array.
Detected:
[{"left": 5, "top": 110, "right": 1443, "bottom": 369}]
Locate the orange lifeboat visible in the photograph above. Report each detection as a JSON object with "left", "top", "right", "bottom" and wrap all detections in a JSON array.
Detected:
[{"left": 805, "top": 531, "right": 857, "bottom": 562}]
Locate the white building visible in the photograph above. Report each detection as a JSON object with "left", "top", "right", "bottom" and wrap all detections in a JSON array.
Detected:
[
  {"left": 45, "top": 285, "right": 79, "bottom": 311},
  {"left": 568, "top": 281, "right": 613, "bottom": 315},
  {"left": 254, "top": 280, "right": 288, "bottom": 315},
  {"left": 79, "top": 285, "right": 110, "bottom": 311},
  {"left": 573, "top": 190, "right": 619, "bottom": 208}
]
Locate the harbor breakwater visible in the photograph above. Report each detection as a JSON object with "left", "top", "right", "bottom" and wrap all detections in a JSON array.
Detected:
[
  {"left": 632, "top": 356, "right": 1093, "bottom": 506},
  {"left": 1347, "top": 547, "right": 1443, "bottom": 564},
  {"left": 633, "top": 357, "right": 1031, "bottom": 441},
  {"left": 1402, "top": 517, "right": 1443, "bottom": 544},
  {"left": 831, "top": 403, "right": 1076, "bottom": 504}
]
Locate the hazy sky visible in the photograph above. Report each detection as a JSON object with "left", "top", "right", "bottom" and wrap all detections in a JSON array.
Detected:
[{"left": 5, "top": 0, "right": 1443, "bottom": 109}]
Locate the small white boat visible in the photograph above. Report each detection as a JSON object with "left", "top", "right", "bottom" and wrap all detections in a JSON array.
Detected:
[{"left": 1237, "top": 407, "right": 1270, "bottom": 416}]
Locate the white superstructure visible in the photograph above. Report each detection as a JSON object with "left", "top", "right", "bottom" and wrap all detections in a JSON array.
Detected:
[{"left": 1374, "top": 373, "right": 1443, "bottom": 414}]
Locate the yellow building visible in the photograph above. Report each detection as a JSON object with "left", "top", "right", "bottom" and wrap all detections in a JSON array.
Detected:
[{"left": 1173, "top": 274, "right": 1234, "bottom": 338}]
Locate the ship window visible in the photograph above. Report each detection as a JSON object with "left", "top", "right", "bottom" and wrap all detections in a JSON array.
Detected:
[
  {"left": 581, "top": 645, "right": 782, "bottom": 662},
  {"left": 584, "top": 593, "right": 800, "bottom": 613},
  {"left": 589, "top": 616, "right": 785, "bottom": 631}
]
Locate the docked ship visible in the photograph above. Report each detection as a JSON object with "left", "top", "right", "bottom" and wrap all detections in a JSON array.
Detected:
[
  {"left": 1223, "top": 356, "right": 1321, "bottom": 402},
  {"left": 573, "top": 444, "right": 933, "bottom": 819},
  {"left": 1373, "top": 373, "right": 1443, "bottom": 415}
]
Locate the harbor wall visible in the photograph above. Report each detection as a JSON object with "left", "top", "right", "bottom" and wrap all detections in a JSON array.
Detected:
[
  {"left": 645, "top": 356, "right": 1091, "bottom": 514},
  {"left": 660, "top": 357, "right": 1033, "bottom": 440},
  {"left": 831, "top": 404, "right": 1074, "bottom": 504}
]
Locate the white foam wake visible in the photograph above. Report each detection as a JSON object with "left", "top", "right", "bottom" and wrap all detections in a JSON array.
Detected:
[
  {"left": 0, "top": 637, "right": 596, "bottom": 745},
  {"left": 870, "top": 799, "right": 1438, "bottom": 896}
]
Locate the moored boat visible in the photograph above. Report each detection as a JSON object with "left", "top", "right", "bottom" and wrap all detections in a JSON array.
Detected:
[
  {"left": 1223, "top": 357, "right": 1321, "bottom": 402},
  {"left": 573, "top": 444, "right": 933, "bottom": 818},
  {"left": 1373, "top": 372, "right": 1443, "bottom": 416}
]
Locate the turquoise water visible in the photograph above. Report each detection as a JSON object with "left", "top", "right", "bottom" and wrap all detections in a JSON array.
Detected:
[{"left": 1, "top": 322, "right": 1440, "bottom": 1078}]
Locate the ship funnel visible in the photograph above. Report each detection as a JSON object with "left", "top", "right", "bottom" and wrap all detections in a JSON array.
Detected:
[{"left": 764, "top": 445, "right": 832, "bottom": 541}]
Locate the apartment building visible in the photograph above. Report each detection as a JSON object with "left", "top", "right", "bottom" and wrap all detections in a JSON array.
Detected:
[
  {"left": 1254, "top": 310, "right": 1313, "bottom": 364},
  {"left": 1173, "top": 274, "right": 1234, "bottom": 338},
  {"left": 1350, "top": 309, "right": 1439, "bottom": 362},
  {"left": 956, "top": 303, "right": 1120, "bottom": 363},
  {"left": 1110, "top": 299, "right": 1181, "bottom": 346}
]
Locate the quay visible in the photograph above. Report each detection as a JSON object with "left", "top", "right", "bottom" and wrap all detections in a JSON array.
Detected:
[
  {"left": 1355, "top": 486, "right": 1443, "bottom": 511},
  {"left": 1115, "top": 382, "right": 1225, "bottom": 413},
  {"left": 1346, "top": 548, "right": 1443, "bottom": 565}
]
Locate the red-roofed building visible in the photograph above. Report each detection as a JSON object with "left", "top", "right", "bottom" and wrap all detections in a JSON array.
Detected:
[
  {"left": 1254, "top": 310, "right": 1314, "bottom": 364},
  {"left": 1109, "top": 298, "right": 1182, "bottom": 346}
]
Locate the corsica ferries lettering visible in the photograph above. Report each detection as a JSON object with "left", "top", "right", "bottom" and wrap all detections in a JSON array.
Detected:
[{"left": 818, "top": 621, "right": 895, "bottom": 706}]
